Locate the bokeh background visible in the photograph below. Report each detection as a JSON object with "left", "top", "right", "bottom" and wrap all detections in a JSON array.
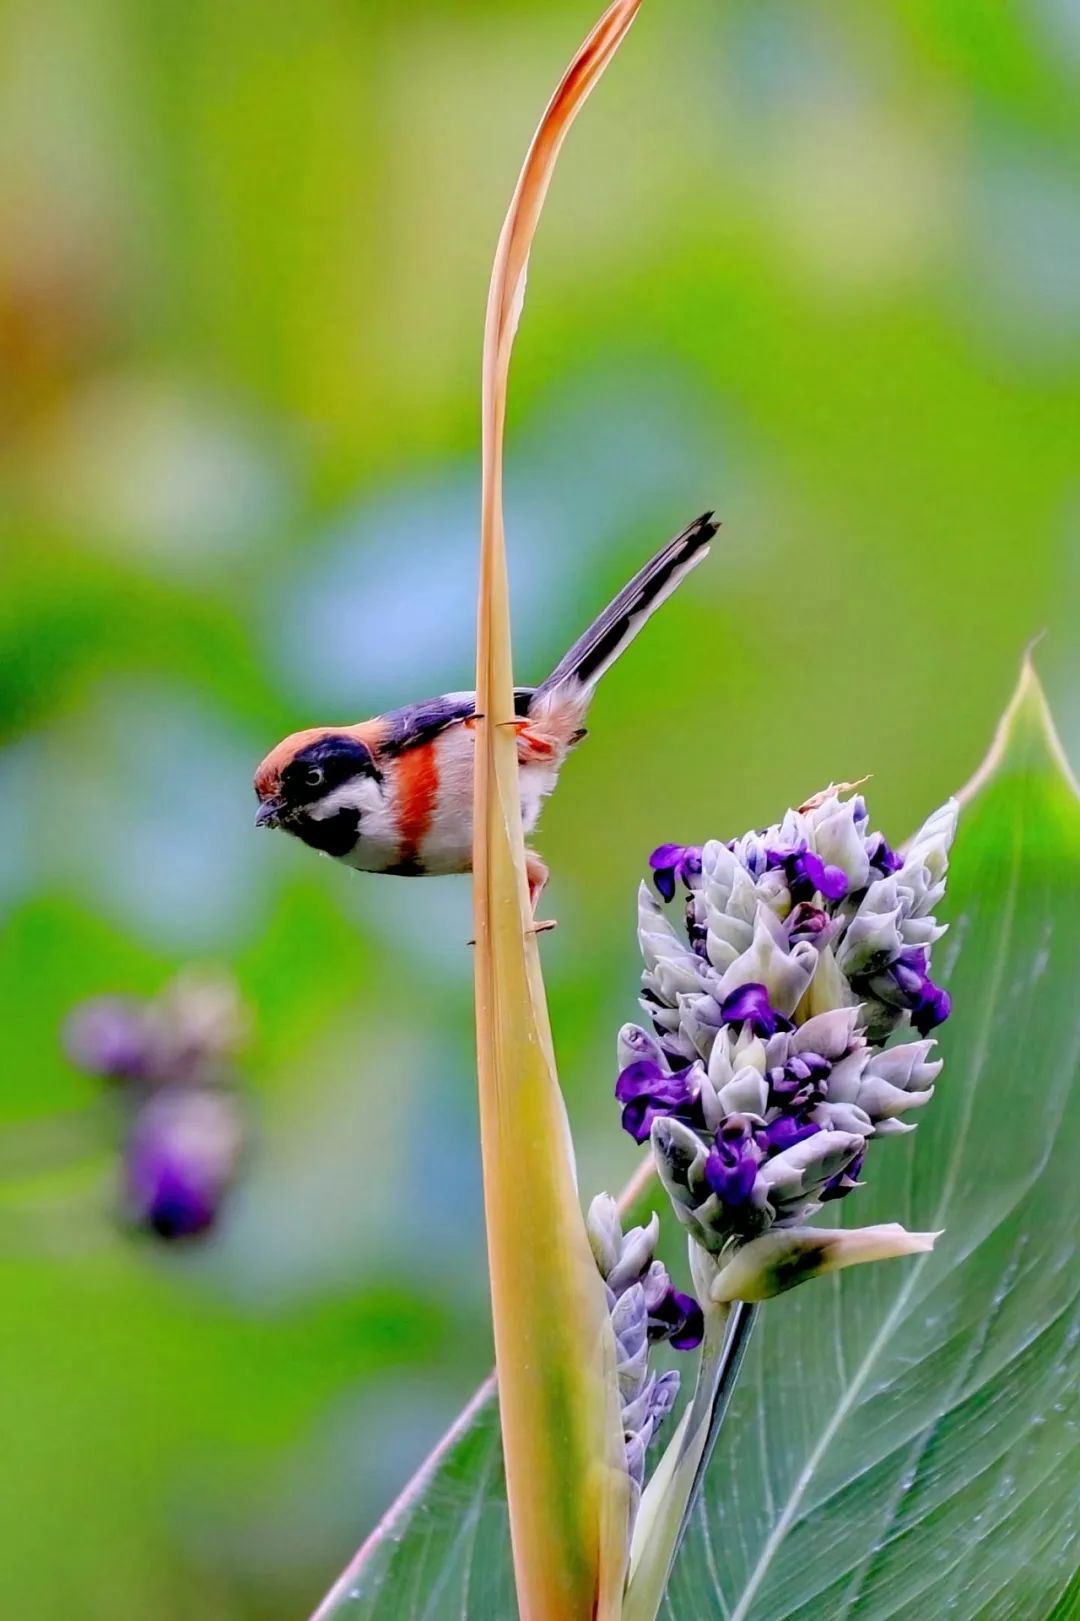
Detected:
[{"left": 2, "top": 0, "right": 1079, "bottom": 1615}]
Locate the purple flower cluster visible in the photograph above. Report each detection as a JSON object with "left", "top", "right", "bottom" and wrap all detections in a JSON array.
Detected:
[
  {"left": 621, "top": 790, "right": 956, "bottom": 1253},
  {"left": 64, "top": 974, "right": 247, "bottom": 1242}
]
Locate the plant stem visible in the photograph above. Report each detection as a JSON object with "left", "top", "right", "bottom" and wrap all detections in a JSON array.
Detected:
[
  {"left": 623, "top": 1300, "right": 757, "bottom": 1621},
  {"left": 675, "top": 1300, "right": 756, "bottom": 1547}
]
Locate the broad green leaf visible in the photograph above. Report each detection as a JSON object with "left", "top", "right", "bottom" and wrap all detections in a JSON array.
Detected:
[
  {"left": 312, "top": 1167, "right": 665, "bottom": 1620},
  {"left": 662, "top": 659, "right": 1080, "bottom": 1621},
  {"left": 315, "top": 659, "right": 1080, "bottom": 1620},
  {"left": 311, "top": 1381, "right": 514, "bottom": 1621}
]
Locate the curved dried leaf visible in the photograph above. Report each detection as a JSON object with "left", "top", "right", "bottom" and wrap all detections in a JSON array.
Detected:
[{"left": 471, "top": 3, "right": 643, "bottom": 1615}]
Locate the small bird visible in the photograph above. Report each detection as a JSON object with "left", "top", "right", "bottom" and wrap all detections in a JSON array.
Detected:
[{"left": 254, "top": 511, "right": 717, "bottom": 908}]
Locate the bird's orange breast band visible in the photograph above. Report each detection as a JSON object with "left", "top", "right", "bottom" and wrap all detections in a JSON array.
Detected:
[{"left": 393, "top": 740, "right": 440, "bottom": 867}]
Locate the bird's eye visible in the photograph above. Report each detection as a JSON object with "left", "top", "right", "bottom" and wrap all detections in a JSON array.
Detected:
[{"left": 304, "top": 766, "right": 325, "bottom": 789}]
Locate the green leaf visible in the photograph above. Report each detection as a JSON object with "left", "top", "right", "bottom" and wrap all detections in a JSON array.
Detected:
[
  {"left": 312, "top": 1381, "right": 516, "bottom": 1621},
  {"left": 315, "top": 658, "right": 1080, "bottom": 1620},
  {"left": 314, "top": 1173, "right": 662, "bottom": 1620},
  {"left": 662, "top": 658, "right": 1080, "bottom": 1620}
]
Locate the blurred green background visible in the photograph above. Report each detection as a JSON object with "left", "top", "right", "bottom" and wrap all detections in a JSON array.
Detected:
[{"left": 1, "top": 0, "right": 1078, "bottom": 1615}]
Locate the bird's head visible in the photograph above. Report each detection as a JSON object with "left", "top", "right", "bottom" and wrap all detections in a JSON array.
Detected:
[{"left": 253, "top": 729, "right": 383, "bottom": 855}]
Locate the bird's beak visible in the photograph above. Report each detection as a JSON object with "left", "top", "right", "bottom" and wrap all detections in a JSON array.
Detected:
[{"left": 255, "top": 797, "right": 283, "bottom": 829}]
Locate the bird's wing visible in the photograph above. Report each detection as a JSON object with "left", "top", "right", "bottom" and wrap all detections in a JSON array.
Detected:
[{"left": 377, "top": 689, "right": 536, "bottom": 757}]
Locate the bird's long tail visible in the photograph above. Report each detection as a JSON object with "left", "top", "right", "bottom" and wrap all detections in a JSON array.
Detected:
[{"left": 532, "top": 511, "right": 717, "bottom": 705}]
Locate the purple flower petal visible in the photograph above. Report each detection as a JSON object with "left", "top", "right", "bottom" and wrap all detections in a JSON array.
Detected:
[
  {"left": 649, "top": 1286, "right": 704, "bottom": 1351},
  {"left": 704, "top": 1144, "right": 759, "bottom": 1206},
  {"left": 704, "top": 1118, "right": 761, "bottom": 1207},
  {"left": 913, "top": 981, "right": 951, "bottom": 1035},
  {"left": 615, "top": 1058, "right": 666, "bottom": 1102},
  {"left": 820, "top": 1148, "right": 865, "bottom": 1203},
  {"left": 718, "top": 982, "right": 791, "bottom": 1038},
  {"left": 766, "top": 842, "right": 849, "bottom": 903},
  {"left": 652, "top": 866, "right": 677, "bottom": 903},
  {"left": 890, "top": 948, "right": 928, "bottom": 999},
  {"left": 130, "top": 1160, "right": 217, "bottom": 1239},
  {"left": 867, "top": 833, "right": 903, "bottom": 876},
  {"left": 882, "top": 948, "right": 951, "bottom": 1033},
  {"left": 615, "top": 1059, "right": 698, "bottom": 1144},
  {"left": 762, "top": 1115, "right": 820, "bottom": 1154},
  {"left": 648, "top": 843, "right": 702, "bottom": 903},
  {"left": 767, "top": 1053, "right": 831, "bottom": 1109},
  {"left": 788, "top": 902, "right": 831, "bottom": 942},
  {"left": 680, "top": 848, "right": 703, "bottom": 882},
  {"left": 798, "top": 850, "right": 850, "bottom": 902},
  {"left": 766, "top": 1064, "right": 790, "bottom": 1095}
]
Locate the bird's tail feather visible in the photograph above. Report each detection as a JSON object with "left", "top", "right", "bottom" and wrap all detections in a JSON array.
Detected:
[{"left": 532, "top": 511, "right": 717, "bottom": 704}]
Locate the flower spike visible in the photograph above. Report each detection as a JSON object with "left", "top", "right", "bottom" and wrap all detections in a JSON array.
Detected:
[
  {"left": 619, "top": 787, "right": 955, "bottom": 1267},
  {"left": 587, "top": 1196, "right": 702, "bottom": 1527}
]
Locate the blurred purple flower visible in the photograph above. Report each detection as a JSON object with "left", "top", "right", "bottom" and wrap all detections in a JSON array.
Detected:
[
  {"left": 64, "top": 1000, "right": 150, "bottom": 1083},
  {"left": 63, "top": 972, "right": 250, "bottom": 1242},
  {"left": 125, "top": 1086, "right": 245, "bottom": 1240}
]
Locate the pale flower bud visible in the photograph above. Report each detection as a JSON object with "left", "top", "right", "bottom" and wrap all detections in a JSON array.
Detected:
[
  {"left": 755, "top": 1130, "right": 864, "bottom": 1205},
  {"left": 708, "top": 1223, "right": 942, "bottom": 1303},
  {"left": 716, "top": 905, "right": 819, "bottom": 1017}
]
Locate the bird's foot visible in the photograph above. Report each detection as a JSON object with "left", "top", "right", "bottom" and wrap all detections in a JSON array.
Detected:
[{"left": 466, "top": 917, "right": 556, "bottom": 947}]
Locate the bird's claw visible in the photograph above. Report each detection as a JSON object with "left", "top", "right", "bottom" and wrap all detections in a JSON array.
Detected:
[{"left": 466, "top": 917, "right": 556, "bottom": 947}]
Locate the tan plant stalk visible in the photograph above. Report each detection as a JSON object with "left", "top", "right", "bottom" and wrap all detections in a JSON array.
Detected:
[{"left": 472, "top": 2, "right": 644, "bottom": 1616}]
